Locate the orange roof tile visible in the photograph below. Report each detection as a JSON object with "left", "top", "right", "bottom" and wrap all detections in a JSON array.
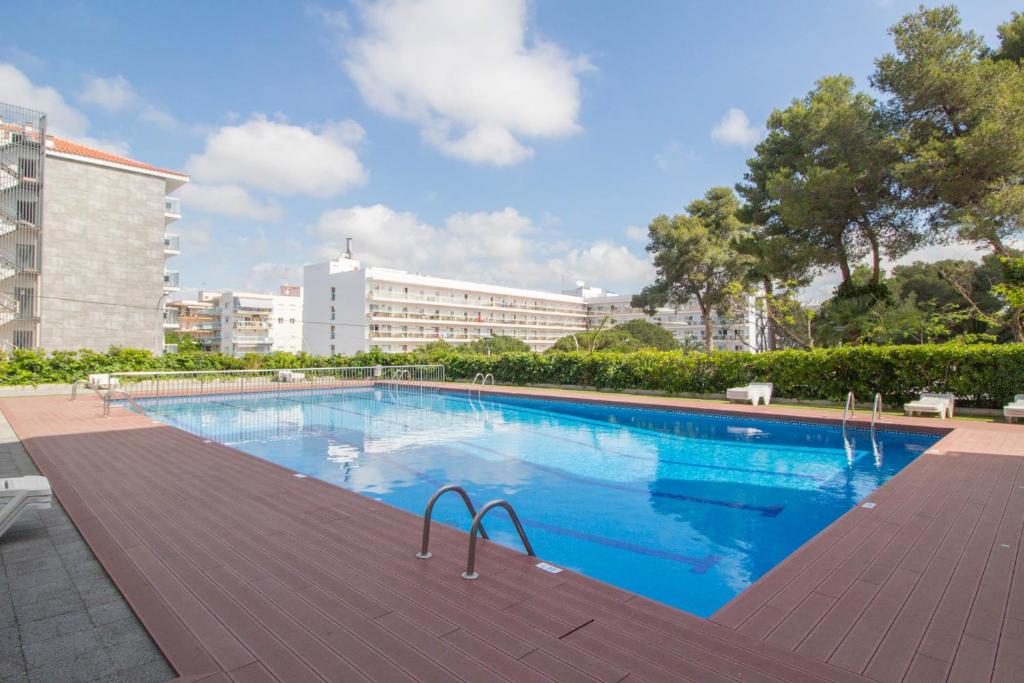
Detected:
[{"left": 48, "top": 136, "right": 189, "bottom": 179}]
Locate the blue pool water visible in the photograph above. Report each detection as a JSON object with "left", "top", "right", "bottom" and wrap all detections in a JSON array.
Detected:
[{"left": 137, "top": 387, "right": 938, "bottom": 617}]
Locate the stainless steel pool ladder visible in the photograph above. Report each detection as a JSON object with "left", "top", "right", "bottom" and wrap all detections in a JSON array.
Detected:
[
  {"left": 467, "top": 373, "right": 495, "bottom": 397},
  {"left": 462, "top": 499, "right": 534, "bottom": 580},
  {"left": 417, "top": 484, "right": 489, "bottom": 559},
  {"left": 70, "top": 378, "right": 88, "bottom": 401},
  {"left": 102, "top": 388, "right": 147, "bottom": 418}
]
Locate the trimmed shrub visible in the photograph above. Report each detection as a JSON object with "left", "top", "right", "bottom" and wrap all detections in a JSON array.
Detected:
[{"left": 2, "top": 343, "right": 1022, "bottom": 408}]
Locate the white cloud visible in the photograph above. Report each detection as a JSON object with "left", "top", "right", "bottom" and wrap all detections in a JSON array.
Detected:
[
  {"left": 186, "top": 115, "right": 367, "bottom": 197},
  {"left": 0, "top": 63, "right": 130, "bottom": 154},
  {"left": 310, "top": 204, "right": 653, "bottom": 294},
  {"left": 625, "top": 225, "right": 648, "bottom": 243},
  {"left": 79, "top": 75, "right": 136, "bottom": 111},
  {"left": 0, "top": 63, "right": 89, "bottom": 137},
  {"left": 340, "top": 0, "right": 590, "bottom": 165},
  {"left": 177, "top": 184, "right": 283, "bottom": 221},
  {"left": 710, "top": 107, "right": 763, "bottom": 147},
  {"left": 78, "top": 74, "right": 177, "bottom": 129}
]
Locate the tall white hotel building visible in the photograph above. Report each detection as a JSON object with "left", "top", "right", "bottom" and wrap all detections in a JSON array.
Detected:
[{"left": 303, "top": 244, "right": 760, "bottom": 355}]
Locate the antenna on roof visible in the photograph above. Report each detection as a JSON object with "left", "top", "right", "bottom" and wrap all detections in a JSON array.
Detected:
[{"left": 344, "top": 237, "right": 353, "bottom": 259}]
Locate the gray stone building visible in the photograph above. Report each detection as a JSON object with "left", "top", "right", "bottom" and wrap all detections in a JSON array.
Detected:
[{"left": 1, "top": 103, "right": 188, "bottom": 353}]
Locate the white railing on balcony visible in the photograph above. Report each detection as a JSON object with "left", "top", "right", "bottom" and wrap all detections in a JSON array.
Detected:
[
  {"left": 233, "top": 320, "right": 271, "bottom": 330},
  {"left": 164, "top": 196, "right": 181, "bottom": 217},
  {"left": 164, "top": 234, "right": 180, "bottom": 252},
  {"left": 163, "top": 271, "right": 180, "bottom": 288},
  {"left": 367, "top": 290, "right": 587, "bottom": 317},
  {"left": 163, "top": 308, "right": 180, "bottom": 326}
]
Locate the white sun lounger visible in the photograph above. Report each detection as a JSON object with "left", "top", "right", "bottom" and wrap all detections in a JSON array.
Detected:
[
  {"left": 726, "top": 382, "right": 773, "bottom": 406},
  {"left": 903, "top": 392, "right": 955, "bottom": 419},
  {"left": 1, "top": 476, "right": 52, "bottom": 540},
  {"left": 1004, "top": 394, "right": 1024, "bottom": 423},
  {"left": 276, "top": 370, "right": 306, "bottom": 383},
  {"left": 87, "top": 373, "right": 119, "bottom": 390}
]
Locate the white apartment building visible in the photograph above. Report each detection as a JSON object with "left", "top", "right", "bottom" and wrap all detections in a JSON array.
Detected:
[
  {"left": 303, "top": 251, "right": 587, "bottom": 355},
  {"left": 1, "top": 102, "right": 187, "bottom": 353},
  {"left": 578, "top": 290, "right": 761, "bottom": 352},
  {"left": 170, "top": 286, "right": 303, "bottom": 356},
  {"left": 271, "top": 285, "right": 303, "bottom": 353}
]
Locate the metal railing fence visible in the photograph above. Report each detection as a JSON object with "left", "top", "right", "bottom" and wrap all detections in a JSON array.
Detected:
[{"left": 101, "top": 364, "right": 446, "bottom": 410}]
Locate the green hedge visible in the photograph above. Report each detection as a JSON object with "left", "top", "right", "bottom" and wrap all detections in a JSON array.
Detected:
[
  {"left": 3, "top": 344, "right": 1022, "bottom": 408},
  {"left": 437, "top": 344, "right": 1024, "bottom": 408}
]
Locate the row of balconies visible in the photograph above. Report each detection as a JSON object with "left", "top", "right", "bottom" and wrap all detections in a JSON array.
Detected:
[
  {"left": 369, "top": 330, "right": 565, "bottom": 343},
  {"left": 367, "top": 290, "right": 587, "bottom": 317},
  {"left": 367, "top": 311, "right": 586, "bottom": 330}
]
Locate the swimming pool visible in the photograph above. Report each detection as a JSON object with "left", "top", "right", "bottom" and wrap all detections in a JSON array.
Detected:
[{"left": 137, "top": 386, "right": 938, "bottom": 617}]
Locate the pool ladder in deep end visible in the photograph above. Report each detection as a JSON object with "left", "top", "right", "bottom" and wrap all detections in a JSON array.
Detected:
[{"left": 416, "top": 483, "right": 535, "bottom": 580}]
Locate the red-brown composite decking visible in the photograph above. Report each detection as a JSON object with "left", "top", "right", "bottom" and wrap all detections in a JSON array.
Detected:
[{"left": 1, "top": 387, "right": 1021, "bottom": 682}]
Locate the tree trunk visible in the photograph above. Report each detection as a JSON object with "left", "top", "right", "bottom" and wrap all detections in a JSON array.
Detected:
[
  {"left": 1010, "top": 308, "right": 1024, "bottom": 343},
  {"left": 866, "top": 229, "right": 881, "bottom": 286},
  {"left": 835, "top": 235, "right": 853, "bottom": 284},
  {"left": 697, "top": 295, "right": 714, "bottom": 355},
  {"left": 762, "top": 277, "right": 776, "bottom": 351}
]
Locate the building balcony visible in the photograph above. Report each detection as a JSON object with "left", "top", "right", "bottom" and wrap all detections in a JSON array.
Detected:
[
  {"left": 232, "top": 321, "right": 271, "bottom": 331},
  {"left": 367, "top": 311, "right": 586, "bottom": 331},
  {"left": 367, "top": 291, "right": 587, "bottom": 318},
  {"left": 164, "top": 234, "right": 180, "bottom": 256},
  {"left": 162, "top": 308, "right": 180, "bottom": 328},
  {"left": 163, "top": 271, "right": 180, "bottom": 291},
  {"left": 164, "top": 196, "right": 181, "bottom": 223},
  {"left": 369, "top": 330, "right": 565, "bottom": 343}
]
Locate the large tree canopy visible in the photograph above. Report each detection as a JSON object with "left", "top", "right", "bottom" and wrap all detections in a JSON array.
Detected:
[
  {"left": 739, "top": 75, "right": 919, "bottom": 294},
  {"left": 873, "top": 5, "right": 1024, "bottom": 254},
  {"left": 633, "top": 187, "right": 752, "bottom": 353}
]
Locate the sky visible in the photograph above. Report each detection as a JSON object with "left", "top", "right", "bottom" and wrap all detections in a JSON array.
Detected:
[{"left": 1, "top": 0, "right": 1019, "bottom": 301}]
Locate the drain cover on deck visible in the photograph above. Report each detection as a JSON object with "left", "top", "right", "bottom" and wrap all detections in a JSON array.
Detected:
[{"left": 536, "top": 562, "right": 563, "bottom": 573}]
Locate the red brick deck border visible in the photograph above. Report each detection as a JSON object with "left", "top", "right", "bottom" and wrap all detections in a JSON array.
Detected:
[{"left": 2, "top": 384, "right": 1021, "bottom": 682}]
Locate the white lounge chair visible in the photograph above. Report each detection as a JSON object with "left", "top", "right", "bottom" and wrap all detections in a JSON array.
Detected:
[
  {"left": 726, "top": 382, "right": 773, "bottom": 406},
  {"left": 903, "top": 392, "right": 955, "bottom": 419},
  {"left": 1, "top": 476, "right": 52, "bottom": 540},
  {"left": 1004, "top": 394, "right": 1024, "bottom": 424},
  {"left": 87, "top": 373, "right": 119, "bottom": 390}
]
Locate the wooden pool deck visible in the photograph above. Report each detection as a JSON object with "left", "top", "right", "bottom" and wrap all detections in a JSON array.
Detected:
[{"left": 1, "top": 385, "right": 1021, "bottom": 682}]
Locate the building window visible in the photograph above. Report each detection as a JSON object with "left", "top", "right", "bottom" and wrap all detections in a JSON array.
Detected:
[
  {"left": 330, "top": 306, "right": 335, "bottom": 321},
  {"left": 12, "top": 330, "right": 33, "bottom": 349},
  {"left": 278, "top": 317, "right": 284, "bottom": 324},
  {"left": 16, "top": 201, "right": 36, "bottom": 224},
  {"left": 14, "top": 287, "right": 32, "bottom": 318},
  {"left": 330, "top": 325, "right": 335, "bottom": 340},
  {"left": 330, "top": 287, "right": 336, "bottom": 301},
  {"left": 330, "top": 344, "right": 335, "bottom": 354},
  {"left": 17, "top": 157, "right": 37, "bottom": 179},
  {"left": 15, "top": 244, "right": 35, "bottom": 270},
  {"left": 289, "top": 318, "right": 295, "bottom": 324}
]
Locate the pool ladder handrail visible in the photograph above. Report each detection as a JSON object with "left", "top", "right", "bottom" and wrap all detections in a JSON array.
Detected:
[
  {"left": 870, "top": 392, "right": 883, "bottom": 433},
  {"left": 842, "top": 391, "right": 855, "bottom": 435},
  {"left": 417, "top": 484, "right": 489, "bottom": 559},
  {"left": 467, "top": 373, "right": 495, "bottom": 397},
  {"left": 463, "top": 499, "right": 534, "bottom": 579},
  {"left": 70, "top": 378, "right": 88, "bottom": 401},
  {"left": 102, "top": 388, "right": 147, "bottom": 418}
]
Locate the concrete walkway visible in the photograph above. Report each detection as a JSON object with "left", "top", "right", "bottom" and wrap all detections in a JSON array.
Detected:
[{"left": 0, "top": 410, "right": 173, "bottom": 683}]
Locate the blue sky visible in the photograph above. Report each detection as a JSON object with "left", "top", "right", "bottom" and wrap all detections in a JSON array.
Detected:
[{"left": 1, "top": 1, "right": 1018, "bottom": 298}]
